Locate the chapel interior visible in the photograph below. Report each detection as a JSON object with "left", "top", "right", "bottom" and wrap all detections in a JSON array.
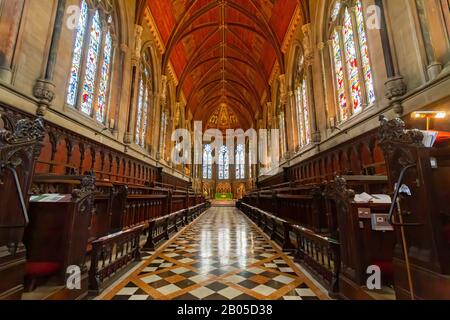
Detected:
[{"left": 1, "top": 0, "right": 450, "bottom": 301}]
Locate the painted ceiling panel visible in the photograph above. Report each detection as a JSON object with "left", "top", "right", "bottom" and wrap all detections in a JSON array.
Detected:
[{"left": 147, "top": 0, "right": 299, "bottom": 129}]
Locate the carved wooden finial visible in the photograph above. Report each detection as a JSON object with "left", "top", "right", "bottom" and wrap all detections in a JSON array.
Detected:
[
  {"left": 72, "top": 172, "right": 96, "bottom": 201},
  {"left": 0, "top": 115, "right": 45, "bottom": 169},
  {"left": 378, "top": 115, "right": 424, "bottom": 148}
]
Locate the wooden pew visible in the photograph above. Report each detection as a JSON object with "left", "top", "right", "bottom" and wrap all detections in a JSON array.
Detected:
[
  {"left": 124, "top": 185, "right": 169, "bottom": 230},
  {"left": 0, "top": 113, "right": 45, "bottom": 300},
  {"left": 237, "top": 202, "right": 294, "bottom": 251},
  {"left": 89, "top": 224, "right": 144, "bottom": 294},
  {"left": 276, "top": 184, "right": 328, "bottom": 234},
  {"left": 380, "top": 116, "right": 450, "bottom": 300},
  {"left": 31, "top": 173, "right": 114, "bottom": 242},
  {"left": 325, "top": 175, "right": 395, "bottom": 300},
  {"left": 24, "top": 173, "right": 96, "bottom": 299},
  {"left": 291, "top": 224, "right": 340, "bottom": 296},
  {"left": 242, "top": 183, "right": 331, "bottom": 235}
]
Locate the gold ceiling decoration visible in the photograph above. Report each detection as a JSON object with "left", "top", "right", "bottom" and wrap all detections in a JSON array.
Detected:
[{"left": 206, "top": 104, "right": 239, "bottom": 130}]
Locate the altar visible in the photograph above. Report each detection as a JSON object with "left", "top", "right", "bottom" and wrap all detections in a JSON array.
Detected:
[{"left": 215, "top": 193, "right": 234, "bottom": 200}]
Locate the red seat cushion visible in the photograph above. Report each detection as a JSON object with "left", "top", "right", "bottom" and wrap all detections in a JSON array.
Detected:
[
  {"left": 373, "top": 260, "right": 395, "bottom": 284},
  {"left": 25, "top": 262, "right": 61, "bottom": 277},
  {"left": 444, "top": 225, "right": 450, "bottom": 243}
]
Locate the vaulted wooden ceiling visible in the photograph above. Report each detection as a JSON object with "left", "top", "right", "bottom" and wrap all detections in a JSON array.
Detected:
[{"left": 147, "top": 0, "right": 299, "bottom": 129}]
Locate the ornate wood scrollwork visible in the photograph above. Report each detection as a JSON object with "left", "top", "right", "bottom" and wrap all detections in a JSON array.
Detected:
[
  {"left": 379, "top": 115, "right": 424, "bottom": 167},
  {"left": 72, "top": 172, "right": 96, "bottom": 201},
  {"left": 0, "top": 113, "right": 45, "bottom": 234},
  {"left": 325, "top": 176, "right": 355, "bottom": 210},
  {"left": 0, "top": 115, "right": 45, "bottom": 182}
]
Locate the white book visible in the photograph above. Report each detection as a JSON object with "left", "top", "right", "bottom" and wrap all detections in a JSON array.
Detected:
[
  {"left": 371, "top": 194, "right": 392, "bottom": 204},
  {"left": 354, "top": 192, "right": 374, "bottom": 203},
  {"left": 420, "top": 130, "right": 438, "bottom": 148},
  {"left": 354, "top": 193, "right": 392, "bottom": 204}
]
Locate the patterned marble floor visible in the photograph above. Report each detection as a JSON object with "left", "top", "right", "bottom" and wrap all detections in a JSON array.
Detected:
[{"left": 100, "top": 207, "right": 328, "bottom": 301}]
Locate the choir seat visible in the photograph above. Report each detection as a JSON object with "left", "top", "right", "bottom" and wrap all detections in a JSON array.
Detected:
[{"left": 24, "top": 262, "right": 62, "bottom": 292}]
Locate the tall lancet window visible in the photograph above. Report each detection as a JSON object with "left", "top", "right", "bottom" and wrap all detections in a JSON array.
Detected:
[
  {"left": 218, "top": 146, "right": 229, "bottom": 180},
  {"left": 135, "top": 50, "right": 153, "bottom": 147},
  {"left": 66, "top": 0, "right": 115, "bottom": 124},
  {"left": 329, "top": 0, "right": 375, "bottom": 123},
  {"left": 235, "top": 144, "right": 245, "bottom": 180},
  {"left": 159, "top": 109, "right": 168, "bottom": 159},
  {"left": 294, "top": 50, "right": 311, "bottom": 149},
  {"left": 203, "top": 144, "right": 213, "bottom": 180}
]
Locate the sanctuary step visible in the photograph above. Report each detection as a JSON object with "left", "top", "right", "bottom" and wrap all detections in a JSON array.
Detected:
[{"left": 211, "top": 200, "right": 237, "bottom": 207}]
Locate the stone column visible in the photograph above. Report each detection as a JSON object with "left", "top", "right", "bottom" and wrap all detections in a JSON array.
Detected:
[
  {"left": 33, "top": 0, "right": 68, "bottom": 115},
  {"left": 318, "top": 42, "right": 331, "bottom": 132},
  {"left": 113, "top": 43, "right": 129, "bottom": 135},
  {"left": 415, "top": 0, "right": 443, "bottom": 79},
  {"left": 302, "top": 24, "right": 320, "bottom": 144},
  {"left": 288, "top": 90, "right": 299, "bottom": 153},
  {"left": 124, "top": 25, "right": 143, "bottom": 145},
  {"left": 378, "top": 0, "right": 408, "bottom": 116},
  {"left": 0, "top": 0, "right": 25, "bottom": 82}
]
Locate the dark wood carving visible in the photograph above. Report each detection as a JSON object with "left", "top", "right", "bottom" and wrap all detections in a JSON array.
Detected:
[
  {"left": 0, "top": 112, "right": 45, "bottom": 300},
  {"left": 379, "top": 116, "right": 450, "bottom": 300}
]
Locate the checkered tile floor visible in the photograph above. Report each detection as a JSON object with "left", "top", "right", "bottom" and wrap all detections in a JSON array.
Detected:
[{"left": 100, "top": 207, "right": 328, "bottom": 300}]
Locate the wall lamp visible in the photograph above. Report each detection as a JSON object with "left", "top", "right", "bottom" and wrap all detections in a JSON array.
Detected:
[{"left": 411, "top": 111, "right": 447, "bottom": 130}]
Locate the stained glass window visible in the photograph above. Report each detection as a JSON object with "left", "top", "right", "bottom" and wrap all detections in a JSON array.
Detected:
[
  {"left": 67, "top": 0, "right": 88, "bottom": 106},
  {"left": 279, "top": 112, "right": 287, "bottom": 158},
  {"left": 135, "top": 51, "right": 153, "bottom": 148},
  {"left": 135, "top": 79, "right": 144, "bottom": 145},
  {"left": 97, "top": 31, "right": 112, "bottom": 122},
  {"left": 159, "top": 110, "right": 168, "bottom": 159},
  {"left": 355, "top": 0, "right": 375, "bottom": 104},
  {"left": 66, "top": 1, "right": 115, "bottom": 124},
  {"left": 203, "top": 144, "right": 213, "bottom": 180},
  {"left": 218, "top": 146, "right": 229, "bottom": 180},
  {"left": 248, "top": 148, "right": 253, "bottom": 179},
  {"left": 302, "top": 79, "right": 311, "bottom": 143},
  {"left": 331, "top": 1, "right": 341, "bottom": 22},
  {"left": 80, "top": 10, "right": 102, "bottom": 116},
  {"left": 343, "top": 8, "right": 362, "bottom": 113},
  {"left": 295, "top": 51, "right": 312, "bottom": 149},
  {"left": 236, "top": 144, "right": 245, "bottom": 180},
  {"left": 332, "top": 30, "right": 348, "bottom": 121},
  {"left": 330, "top": 0, "right": 375, "bottom": 123}
]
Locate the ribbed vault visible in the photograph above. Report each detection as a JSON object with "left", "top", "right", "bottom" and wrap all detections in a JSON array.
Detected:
[{"left": 146, "top": 0, "right": 299, "bottom": 130}]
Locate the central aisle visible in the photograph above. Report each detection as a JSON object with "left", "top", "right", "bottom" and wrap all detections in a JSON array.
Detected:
[{"left": 101, "top": 207, "right": 328, "bottom": 300}]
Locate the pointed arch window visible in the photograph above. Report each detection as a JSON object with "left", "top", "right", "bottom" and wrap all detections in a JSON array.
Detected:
[
  {"left": 135, "top": 50, "right": 153, "bottom": 147},
  {"left": 235, "top": 144, "right": 245, "bottom": 180},
  {"left": 218, "top": 146, "right": 229, "bottom": 180},
  {"left": 294, "top": 51, "right": 311, "bottom": 149},
  {"left": 66, "top": 0, "right": 115, "bottom": 124},
  {"left": 159, "top": 109, "right": 168, "bottom": 159},
  {"left": 203, "top": 144, "right": 213, "bottom": 180},
  {"left": 329, "top": 0, "right": 375, "bottom": 123}
]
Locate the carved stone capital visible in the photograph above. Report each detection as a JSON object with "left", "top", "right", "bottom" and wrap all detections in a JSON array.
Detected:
[
  {"left": 279, "top": 74, "right": 287, "bottom": 105},
  {"left": 317, "top": 42, "right": 326, "bottom": 51},
  {"left": 123, "top": 132, "right": 132, "bottom": 145},
  {"left": 120, "top": 43, "right": 129, "bottom": 53},
  {"left": 302, "top": 23, "right": 314, "bottom": 66},
  {"left": 384, "top": 76, "right": 407, "bottom": 115},
  {"left": 384, "top": 76, "right": 407, "bottom": 100},
  {"left": 160, "top": 75, "right": 168, "bottom": 105},
  {"left": 312, "top": 131, "right": 321, "bottom": 144},
  {"left": 33, "top": 79, "right": 56, "bottom": 116}
]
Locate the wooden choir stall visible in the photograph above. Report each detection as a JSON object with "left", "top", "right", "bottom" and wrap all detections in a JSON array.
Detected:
[
  {"left": 379, "top": 116, "right": 450, "bottom": 300},
  {"left": 0, "top": 111, "right": 45, "bottom": 300},
  {"left": 0, "top": 103, "right": 209, "bottom": 300}
]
